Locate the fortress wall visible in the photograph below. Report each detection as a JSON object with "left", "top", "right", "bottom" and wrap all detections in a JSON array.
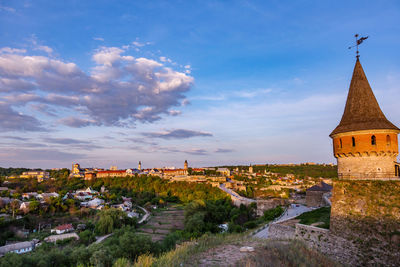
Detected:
[
  {"left": 337, "top": 155, "right": 398, "bottom": 178},
  {"left": 330, "top": 180, "right": 400, "bottom": 265},
  {"left": 268, "top": 223, "right": 295, "bottom": 239},
  {"left": 294, "top": 223, "right": 360, "bottom": 266}
]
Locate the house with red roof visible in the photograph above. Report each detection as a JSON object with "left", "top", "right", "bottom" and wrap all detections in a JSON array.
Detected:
[{"left": 51, "top": 224, "right": 74, "bottom": 235}]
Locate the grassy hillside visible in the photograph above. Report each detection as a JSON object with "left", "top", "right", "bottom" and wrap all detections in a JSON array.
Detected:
[{"left": 132, "top": 233, "right": 340, "bottom": 267}]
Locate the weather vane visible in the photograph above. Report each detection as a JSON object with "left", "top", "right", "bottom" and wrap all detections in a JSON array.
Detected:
[{"left": 348, "top": 34, "right": 368, "bottom": 59}]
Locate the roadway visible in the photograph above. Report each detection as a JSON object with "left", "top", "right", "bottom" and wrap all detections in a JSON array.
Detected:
[
  {"left": 219, "top": 184, "right": 256, "bottom": 203},
  {"left": 93, "top": 205, "right": 150, "bottom": 244},
  {"left": 254, "top": 204, "right": 313, "bottom": 238},
  {"left": 137, "top": 205, "right": 150, "bottom": 224}
]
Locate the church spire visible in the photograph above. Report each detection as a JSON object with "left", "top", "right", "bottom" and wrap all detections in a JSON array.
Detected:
[{"left": 330, "top": 59, "right": 399, "bottom": 136}]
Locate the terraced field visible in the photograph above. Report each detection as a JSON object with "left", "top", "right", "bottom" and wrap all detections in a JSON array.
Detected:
[{"left": 137, "top": 205, "right": 185, "bottom": 242}]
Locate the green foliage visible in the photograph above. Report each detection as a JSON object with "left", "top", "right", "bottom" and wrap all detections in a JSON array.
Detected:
[
  {"left": 0, "top": 167, "right": 31, "bottom": 177},
  {"left": 296, "top": 207, "right": 331, "bottom": 229},
  {"left": 0, "top": 225, "right": 176, "bottom": 267},
  {"left": 95, "top": 208, "right": 135, "bottom": 235},
  {"left": 262, "top": 206, "right": 284, "bottom": 221},
  {"left": 263, "top": 164, "right": 337, "bottom": 178},
  {"left": 184, "top": 199, "right": 235, "bottom": 237},
  {"left": 79, "top": 229, "right": 96, "bottom": 245},
  {"left": 90, "top": 176, "right": 229, "bottom": 205},
  {"left": 219, "top": 164, "right": 338, "bottom": 178},
  {"left": 184, "top": 199, "right": 261, "bottom": 236},
  {"left": 113, "top": 258, "right": 131, "bottom": 267},
  {"left": 46, "top": 168, "right": 70, "bottom": 180}
]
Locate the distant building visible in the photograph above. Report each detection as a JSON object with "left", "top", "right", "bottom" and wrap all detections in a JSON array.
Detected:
[
  {"left": 249, "top": 165, "right": 253, "bottom": 174},
  {"left": 70, "top": 163, "right": 84, "bottom": 178},
  {"left": 216, "top": 168, "right": 231, "bottom": 176},
  {"left": 19, "top": 171, "right": 49, "bottom": 182},
  {"left": 110, "top": 166, "right": 118, "bottom": 171},
  {"left": 36, "top": 192, "right": 59, "bottom": 201},
  {"left": 84, "top": 172, "right": 96, "bottom": 180},
  {"left": 138, "top": 161, "right": 142, "bottom": 171},
  {"left": 44, "top": 233, "right": 79, "bottom": 243},
  {"left": 52, "top": 224, "right": 74, "bottom": 234},
  {"left": 81, "top": 198, "right": 104, "bottom": 209},
  {"left": 19, "top": 202, "right": 30, "bottom": 213},
  {"left": 96, "top": 170, "right": 132, "bottom": 178},
  {"left": 306, "top": 181, "right": 332, "bottom": 207},
  {"left": 163, "top": 161, "right": 189, "bottom": 177},
  {"left": 22, "top": 192, "right": 38, "bottom": 199},
  {"left": 0, "top": 240, "right": 38, "bottom": 257}
]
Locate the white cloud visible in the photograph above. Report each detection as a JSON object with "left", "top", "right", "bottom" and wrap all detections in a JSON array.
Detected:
[
  {"left": 0, "top": 44, "right": 194, "bottom": 131},
  {"left": 0, "top": 5, "right": 16, "bottom": 13},
  {"left": 132, "top": 41, "right": 145, "bottom": 47},
  {"left": 92, "top": 46, "right": 130, "bottom": 66},
  {"left": 0, "top": 47, "right": 26, "bottom": 54},
  {"left": 233, "top": 88, "right": 272, "bottom": 98},
  {"left": 93, "top": 37, "right": 105, "bottom": 41},
  {"left": 36, "top": 45, "right": 53, "bottom": 54}
]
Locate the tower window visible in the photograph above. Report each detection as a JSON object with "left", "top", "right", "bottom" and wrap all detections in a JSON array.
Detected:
[
  {"left": 386, "top": 135, "right": 391, "bottom": 146},
  {"left": 339, "top": 138, "right": 342, "bottom": 149},
  {"left": 371, "top": 135, "right": 376, "bottom": 145},
  {"left": 352, "top": 137, "right": 356, "bottom": 147}
]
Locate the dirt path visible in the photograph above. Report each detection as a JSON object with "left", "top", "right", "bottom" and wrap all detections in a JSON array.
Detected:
[{"left": 194, "top": 241, "right": 263, "bottom": 267}]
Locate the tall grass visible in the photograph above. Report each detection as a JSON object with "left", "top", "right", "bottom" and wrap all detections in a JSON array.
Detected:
[
  {"left": 132, "top": 233, "right": 247, "bottom": 267},
  {"left": 238, "top": 240, "right": 341, "bottom": 267}
]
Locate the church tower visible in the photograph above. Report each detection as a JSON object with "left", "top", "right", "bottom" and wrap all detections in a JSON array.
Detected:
[
  {"left": 138, "top": 161, "right": 141, "bottom": 171},
  {"left": 184, "top": 160, "right": 188, "bottom": 170},
  {"left": 330, "top": 58, "right": 400, "bottom": 179}
]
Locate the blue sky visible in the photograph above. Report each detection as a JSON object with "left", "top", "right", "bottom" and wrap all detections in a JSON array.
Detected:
[{"left": 1, "top": 0, "right": 400, "bottom": 169}]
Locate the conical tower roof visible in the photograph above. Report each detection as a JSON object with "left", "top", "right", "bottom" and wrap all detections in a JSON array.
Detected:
[{"left": 330, "top": 59, "right": 399, "bottom": 136}]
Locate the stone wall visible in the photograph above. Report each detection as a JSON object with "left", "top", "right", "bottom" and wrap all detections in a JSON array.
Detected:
[
  {"left": 256, "top": 198, "right": 287, "bottom": 216},
  {"left": 268, "top": 223, "right": 295, "bottom": 239},
  {"left": 305, "top": 191, "right": 324, "bottom": 207},
  {"left": 294, "top": 223, "right": 361, "bottom": 266},
  {"left": 330, "top": 180, "right": 400, "bottom": 266},
  {"left": 337, "top": 154, "right": 398, "bottom": 179}
]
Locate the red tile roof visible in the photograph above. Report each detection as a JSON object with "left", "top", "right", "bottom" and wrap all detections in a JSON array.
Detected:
[
  {"left": 56, "top": 224, "right": 74, "bottom": 231},
  {"left": 97, "top": 170, "right": 126, "bottom": 174}
]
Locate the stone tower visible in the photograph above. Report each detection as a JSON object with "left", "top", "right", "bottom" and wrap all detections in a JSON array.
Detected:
[
  {"left": 184, "top": 160, "right": 188, "bottom": 170},
  {"left": 330, "top": 58, "right": 400, "bottom": 179},
  {"left": 138, "top": 161, "right": 141, "bottom": 171},
  {"left": 329, "top": 58, "right": 400, "bottom": 265},
  {"left": 249, "top": 164, "right": 253, "bottom": 174}
]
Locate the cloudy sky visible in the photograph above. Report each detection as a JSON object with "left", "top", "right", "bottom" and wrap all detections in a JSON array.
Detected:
[{"left": 1, "top": 1, "right": 400, "bottom": 169}]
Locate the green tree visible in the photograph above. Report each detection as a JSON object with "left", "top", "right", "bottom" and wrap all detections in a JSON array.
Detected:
[
  {"left": 79, "top": 229, "right": 96, "bottom": 245},
  {"left": 113, "top": 258, "right": 131, "bottom": 267},
  {"left": 90, "top": 248, "right": 113, "bottom": 267},
  {"left": 10, "top": 199, "right": 20, "bottom": 218},
  {"left": 29, "top": 200, "right": 40, "bottom": 214},
  {"left": 95, "top": 208, "right": 128, "bottom": 235}
]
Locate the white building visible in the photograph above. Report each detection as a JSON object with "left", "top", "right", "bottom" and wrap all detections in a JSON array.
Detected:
[
  {"left": 0, "top": 240, "right": 38, "bottom": 257},
  {"left": 36, "top": 192, "right": 59, "bottom": 201},
  {"left": 51, "top": 224, "right": 74, "bottom": 234},
  {"left": 44, "top": 233, "right": 79, "bottom": 243},
  {"left": 217, "top": 168, "right": 231, "bottom": 176}
]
